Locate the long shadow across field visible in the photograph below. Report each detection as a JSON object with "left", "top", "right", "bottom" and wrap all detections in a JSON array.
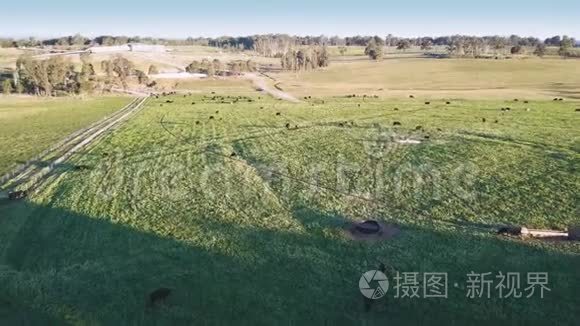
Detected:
[{"left": 0, "top": 200, "right": 579, "bottom": 325}]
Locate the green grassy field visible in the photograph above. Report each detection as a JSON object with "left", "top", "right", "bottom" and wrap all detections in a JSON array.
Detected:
[
  {"left": 276, "top": 58, "right": 580, "bottom": 100},
  {"left": 0, "top": 96, "right": 132, "bottom": 175},
  {"left": 1, "top": 93, "right": 578, "bottom": 325},
  {"left": 327, "top": 45, "right": 447, "bottom": 57},
  {"left": 155, "top": 77, "right": 255, "bottom": 94}
]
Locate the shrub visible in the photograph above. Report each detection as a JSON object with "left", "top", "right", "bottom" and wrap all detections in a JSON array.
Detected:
[
  {"left": 148, "top": 65, "right": 159, "bottom": 75},
  {"left": 2, "top": 79, "right": 13, "bottom": 95},
  {"left": 510, "top": 46, "right": 523, "bottom": 54}
]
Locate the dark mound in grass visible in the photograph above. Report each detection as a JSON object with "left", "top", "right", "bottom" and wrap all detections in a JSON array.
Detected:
[{"left": 346, "top": 220, "right": 400, "bottom": 241}]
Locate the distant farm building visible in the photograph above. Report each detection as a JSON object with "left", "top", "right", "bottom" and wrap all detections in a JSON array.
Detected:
[
  {"left": 128, "top": 44, "right": 167, "bottom": 52},
  {"left": 86, "top": 43, "right": 167, "bottom": 54},
  {"left": 86, "top": 45, "right": 129, "bottom": 53},
  {"left": 149, "top": 72, "right": 207, "bottom": 79}
]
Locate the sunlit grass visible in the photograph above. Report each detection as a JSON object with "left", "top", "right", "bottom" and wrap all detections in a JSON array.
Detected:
[
  {"left": 0, "top": 94, "right": 578, "bottom": 325},
  {"left": 276, "top": 58, "right": 580, "bottom": 99},
  {"left": 0, "top": 96, "right": 132, "bottom": 175}
]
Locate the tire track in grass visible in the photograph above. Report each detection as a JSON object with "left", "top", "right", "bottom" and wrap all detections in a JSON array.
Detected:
[
  {"left": 456, "top": 131, "right": 577, "bottom": 154},
  {"left": 156, "top": 102, "right": 404, "bottom": 214},
  {"left": 233, "top": 112, "right": 315, "bottom": 210},
  {"left": 2, "top": 97, "right": 149, "bottom": 197},
  {"left": 229, "top": 103, "right": 301, "bottom": 177},
  {"left": 157, "top": 116, "right": 501, "bottom": 233},
  {"left": 78, "top": 100, "right": 176, "bottom": 217},
  {"left": 196, "top": 101, "right": 269, "bottom": 220},
  {"left": 153, "top": 98, "right": 514, "bottom": 233},
  {"left": 0, "top": 97, "right": 141, "bottom": 187},
  {"left": 150, "top": 124, "right": 358, "bottom": 216},
  {"left": 236, "top": 116, "right": 283, "bottom": 158},
  {"left": 398, "top": 143, "right": 571, "bottom": 230},
  {"left": 156, "top": 117, "right": 284, "bottom": 166},
  {"left": 363, "top": 135, "right": 491, "bottom": 229},
  {"left": 273, "top": 116, "right": 387, "bottom": 205},
  {"left": 226, "top": 150, "right": 290, "bottom": 219},
  {"left": 158, "top": 98, "right": 415, "bottom": 167},
  {"left": 217, "top": 103, "right": 294, "bottom": 218},
  {"left": 128, "top": 138, "right": 267, "bottom": 232}
]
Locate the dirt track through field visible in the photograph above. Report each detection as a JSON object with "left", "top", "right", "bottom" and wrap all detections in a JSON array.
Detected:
[
  {"left": 0, "top": 97, "right": 149, "bottom": 196},
  {"left": 244, "top": 73, "right": 299, "bottom": 102}
]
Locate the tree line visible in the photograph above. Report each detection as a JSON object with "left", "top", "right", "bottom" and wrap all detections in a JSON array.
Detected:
[
  {"left": 358, "top": 34, "right": 577, "bottom": 59},
  {"left": 2, "top": 33, "right": 577, "bottom": 54},
  {"left": 185, "top": 59, "right": 257, "bottom": 76},
  {"left": 10, "top": 55, "right": 85, "bottom": 96},
  {"left": 281, "top": 46, "right": 330, "bottom": 71},
  {"left": 442, "top": 35, "right": 577, "bottom": 58},
  {"left": 1, "top": 54, "right": 152, "bottom": 96},
  {"left": 1, "top": 54, "right": 266, "bottom": 95}
]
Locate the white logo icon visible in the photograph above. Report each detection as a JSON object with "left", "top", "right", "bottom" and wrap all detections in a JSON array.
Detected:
[{"left": 359, "top": 270, "right": 389, "bottom": 299}]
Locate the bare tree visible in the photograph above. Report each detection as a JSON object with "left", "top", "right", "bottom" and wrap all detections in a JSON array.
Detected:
[{"left": 489, "top": 36, "right": 506, "bottom": 56}]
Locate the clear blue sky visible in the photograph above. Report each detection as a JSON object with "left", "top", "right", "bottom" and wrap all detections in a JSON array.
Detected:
[{"left": 1, "top": 0, "right": 578, "bottom": 39}]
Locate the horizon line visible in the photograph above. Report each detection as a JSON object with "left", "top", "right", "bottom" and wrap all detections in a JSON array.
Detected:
[{"left": 1, "top": 33, "right": 579, "bottom": 41}]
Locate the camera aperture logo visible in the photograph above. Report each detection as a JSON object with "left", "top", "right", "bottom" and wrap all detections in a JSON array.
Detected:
[{"left": 359, "top": 270, "right": 389, "bottom": 299}]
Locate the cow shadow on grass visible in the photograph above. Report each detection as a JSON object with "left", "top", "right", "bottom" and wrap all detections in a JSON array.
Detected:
[{"left": 0, "top": 199, "right": 579, "bottom": 326}]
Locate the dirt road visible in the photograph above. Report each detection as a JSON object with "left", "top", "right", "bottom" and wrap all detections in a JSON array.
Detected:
[
  {"left": 0, "top": 97, "right": 149, "bottom": 196},
  {"left": 244, "top": 73, "right": 299, "bottom": 102}
]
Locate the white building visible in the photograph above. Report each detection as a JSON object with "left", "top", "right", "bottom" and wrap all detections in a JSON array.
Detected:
[
  {"left": 128, "top": 44, "right": 167, "bottom": 53},
  {"left": 86, "top": 44, "right": 167, "bottom": 54},
  {"left": 86, "top": 45, "right": 130, "bottom": 53},
  {"left": 149, "top": 72, "right": 206, "bottom": 79}
]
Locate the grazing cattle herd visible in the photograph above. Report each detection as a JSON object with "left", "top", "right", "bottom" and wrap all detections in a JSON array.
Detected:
[{"left": 0, "top": 87, "right": 577, "bottom": 324}]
